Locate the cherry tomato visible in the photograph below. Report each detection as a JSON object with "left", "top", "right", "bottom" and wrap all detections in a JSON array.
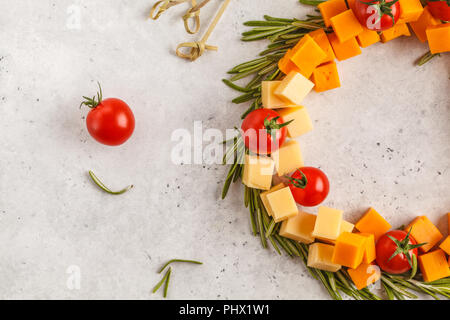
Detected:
[
  {"left": 354, "top": 0, "right": 400, "bottom": 31},
  {"left": 81, "top": 84, "right": 135, "bottom": 146},
  {"left": 241, "top": 109, "right": 290, "bottom": 155},
  {"left": 286, "top": 167, "right": 330, "bottom": 207},
  {"left": 428, "top": 0, "right": 450, "bottom": 21},
  {"left": 376, "top": 230, "right": 424, "bottom": 274}
]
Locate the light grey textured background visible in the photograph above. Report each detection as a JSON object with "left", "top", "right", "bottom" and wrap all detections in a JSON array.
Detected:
[{"left": 0, "top": 0, "right": 448, "bottom": 300}]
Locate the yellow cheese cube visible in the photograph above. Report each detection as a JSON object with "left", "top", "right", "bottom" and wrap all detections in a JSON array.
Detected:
[
  {"left": 266, "top": 187, "right": 298, "bottom": 222},
  {"left": 312, "top": 206, "right": 343, "bottom": 241},
  {"left": 261, "top": 81, "right": 287, "bottom": 109},
  {"left": 271, "top": 139, "right": 304, "bottom": 176},
  {"left": 398, "top": 0, "right": 423, "bottom": 23},
  {"left": 242, "top": 154, "right": 274, "bottom": 190},
  {"left": 274, "top": 71, "right": 314, "bottom": 106},
  {"left": 277, "top": 106, "right": 313, "bottom": 138},
  {"left": 280, "top": 211, "right": 317, "bottom": 244},
  {"left": 260, "top": 183, "right": 285, "bottom": 217},
  {"left": 307, "top": 243, "right": 342, "bottom": 272},
  {"left": 317, "top": 220, "right": 354, "bottom": 244}
]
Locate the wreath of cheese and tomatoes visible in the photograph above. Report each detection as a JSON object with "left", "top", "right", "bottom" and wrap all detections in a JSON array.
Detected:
[{"left": 221, "top": 0, "right": 450, "bottom": 300}]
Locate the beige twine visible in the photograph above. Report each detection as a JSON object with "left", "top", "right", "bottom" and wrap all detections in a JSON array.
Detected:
[{"left": 176, "top": 0, "right": 232, "bottom": 61}]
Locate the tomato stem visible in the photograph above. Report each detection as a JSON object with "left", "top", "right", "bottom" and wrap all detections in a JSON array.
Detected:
[
  {"left": 263, "top": 116, "right": 294, "bottom": 140},
  {"left": 386, "top": 228, "right": 426, "bottom": 268},
  {"left": 80, "top": 82, "right": 103, "bottom": 109},
  {"left": 285, "top": 169, "right": 308, "bottom": 189}
]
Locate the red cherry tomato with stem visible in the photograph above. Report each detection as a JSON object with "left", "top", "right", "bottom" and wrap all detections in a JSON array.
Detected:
[
  {"left": 81, "top": 83, "right": 135, "bottom": 146},
  {"left": 376, "top": 229, "right": 425, "bottom": 275},
  {"left": 354, "top": 0, "right": 400, "bottom": 31},
  {"left": 241, "top": 109, "right": 292, "bottom": 155},
  {"left": 427, "top": 0, "right": 450, "bottom": 21},
  {"left": 286, "top": 167, "right": 330, "bottom": 207}
]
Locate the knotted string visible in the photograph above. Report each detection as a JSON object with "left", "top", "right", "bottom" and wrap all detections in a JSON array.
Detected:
[
  {"left": 176, "top": 0, "right": 232, "bottom": 61},
  {"left": 149, "top": 0, "right": 188, "bottom": 20}
]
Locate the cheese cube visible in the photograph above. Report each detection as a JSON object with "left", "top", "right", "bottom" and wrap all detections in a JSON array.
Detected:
[
  {"left": 280, "top": 211, "right": 317, "bottom": 243},
  {"left": 242, "top": 154, "right": 274, "bottom": 191},
  {"left": 348, "top": 263, "right": 381, "bottom": 290},
  {"left": 291, "top": 35, "right": 327, "bottom": 78},
  {"left": 308, "top": 28, "right": 336, "bottom": 63},
  {"left": 358, "top": 233, "right": 376, "bottom": 263},
  {"left": 277, "top": 106, "right": 313, "bottom": 138},
  {"left": 381, "top": 23, "right": 411, "bottom": 43},
  {"left": 262, "top": 81, "right": 287, "bottom": 109},
  {"left": 398, "top": 0, "right": 424, "bottom": 23},
  {"left": 260, "top": 183, "right": 285, "bottom": 217},
  {"left": 318, "top": 0, "right": 348, "bottom": 28},
  {"left": 312, "top": 206, "right": 343, "bottom": 241},
  {"left": 418, "top": 249, "right": 450, "bottom": 282},
  {"left": 331, "top": 9, "right": 363, "bottom": 43},
  {"left": 271, "top": 139, "right": 304, "bottom": 176},
  {"left": 405, "top": 216, "right": 443, "bottom": 253},
  {"left": 332, "top": 232, "right": 367, "bottom": 269},
  {"left": 439, "top": 236, "right": 450, "bottom": 255},
  {"left": 448, "top": 213, "right": 450, "bottom": 232},
  {"left": 274, "top": 71, "right": 314, "bottom": 105},
  {"left": 266, "top": 187, "right": 298, "bottom": 222},
  {"left": 426, "top": 24, "right": 450, "bottom": 54},
  {"left": 409, "top": 6, "right": 440, "bottom": 42},
  {"left": 317, "top": 220, "right": 354, "bottom": 244},
  {"left": 356, "top": 28, "right": 381, "bottom": 48},
  {"left": 278, "top": 49, "right": 301, "bottom": 75},
  {"left": 311, "top": 61, "right": 341, "bottom": 93},
  {"left": 327, "top": 32, "right": 362, "bottom": 61},
  {"left": 355, "top": 207, "right": 391, "bottom": 241},
  {"left": 307, "top": 243, "right": 342, "bottom": 272}
]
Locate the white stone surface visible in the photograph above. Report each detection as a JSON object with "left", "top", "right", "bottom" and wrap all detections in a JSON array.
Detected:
[{"left": 0, "top": 0, "right": 448, "bottom": 300}]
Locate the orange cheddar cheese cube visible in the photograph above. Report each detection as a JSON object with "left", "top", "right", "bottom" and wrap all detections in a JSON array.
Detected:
[
  {"left": 307, "top": 243, "right": 342, "bottom": 272},
  {"left": 448, "top": 213, "right": 450, "bottom": 231},
  {"left": 262, "top": 81, "right": 287, "bottom": 109},
  {"left": 439, "top": 236, "right": 450, "bottom": 255},
  {"left": 260, "top": 183, "right": 285, "bottom": 217},
  {"left": 426, "top": 24, "right": 450, "bottom": 54},
  {"left": 381, "top": 23, "right": 411, "bottom": 42},
  {"left": 332, "top": 232, "right": 367, "bottom": 269},
  {"left": 355, "top": 208, "right": 392, "bottom": 241},
  {"left": 398, "top": 0, "right": 424, "bottom": 23},
  {"left": 318, "top": 0, "right": 349, "bottom": 27},
  {"left": 358, "top": 233, "right": 376, "bottom": 263},
  {"left": 312, "top": 206, "right": 344, "bottom": 241},
  {"left": 266, "top": 187, "right": 298, "bottom": 222},
  {"left": 418, "top": 249, "right": 450, "bottom": 282},
  {"left": 308, "top": 28, "right": 336, "bottom": 63},
  {"left": 346, "top": 0, "right": 357, "bottom": 12},
  {"left": 348, "top": 263, "right": 381, "bottom": 290},
  {"left": 271, "top": 139, "right": 304, "bottom": 176},
  {"left": 291, "top": 35, "right": 327, "bottom": 78},
  {"left": 328, "top": 32, "right": 362, "bottom": 61},
  {"left": 277, "top": 106, "right": 313, "bottom": 138},
  {"left": 311, "top": 61, "right": 341, "bottom": 92},
  {"left": 278, "top": 50, "right": 301, "bottom": 75},
  {"left": 280, "top": 211, "right": 317, "bottom": 244},
  {"left": 405, "top": 216, "right": 443, "bottom": 253},
  {"left": 356, "top": 28, "right": 381, "bottom": 48},
  {"left": 330, "top": 9, "right": 364, "bottom": 43},
  {"left": 409, "top": 6, "right": 440, "bottom": 42}
]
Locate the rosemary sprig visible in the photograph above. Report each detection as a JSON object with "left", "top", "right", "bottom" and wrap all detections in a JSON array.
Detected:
[
  {"left": 158, "top": 259, "right": 204, "bottom": 273},
  {"left": 88, "top": 170, "right": 133, "bottom": 195},
  {"left": 417, "top": 50, "right": 440, "bottom": 66}
]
